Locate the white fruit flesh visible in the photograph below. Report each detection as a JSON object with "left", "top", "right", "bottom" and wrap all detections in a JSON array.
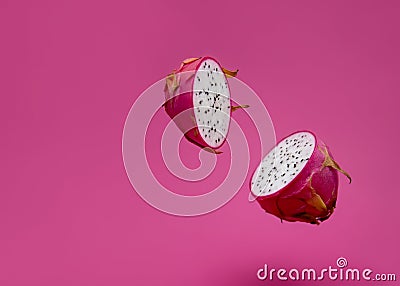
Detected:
[
  {"left": 193, "top": 59, "right": 231, "bottom": 148},
  {"left": 251, "top": 132, "right": 316, "bottom": 196}
]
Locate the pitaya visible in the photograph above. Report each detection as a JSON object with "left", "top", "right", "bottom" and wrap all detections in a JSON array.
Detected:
[
  {"left": 163, "top": 57, "right": 248, "bottom": 153},
  {"left": 250, "top": 131, "right": 351, "bottom": 224}
]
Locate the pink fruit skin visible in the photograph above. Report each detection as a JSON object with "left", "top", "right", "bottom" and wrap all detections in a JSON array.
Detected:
[
  {"left": 253, "top": 131, "right": 344, "bottom": 224},
  {"left": 164, "top": 57, "right": 231, "bottom": 150}
]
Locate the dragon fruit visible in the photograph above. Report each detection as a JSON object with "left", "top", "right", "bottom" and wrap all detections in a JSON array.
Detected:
[
  {"left": 250, "top": 131, "right": 351, "bottom": 224},
  {"left": 164, "top": 57, "right": 248, "bottom": 153}
]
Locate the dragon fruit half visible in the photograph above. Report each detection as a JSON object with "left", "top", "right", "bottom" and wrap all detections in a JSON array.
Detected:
[
  {"left": 250, "top": 131, "right": 351, "bottom": 224},
  {"left": 163, "top": 57, "right": 247, "bottom": 153}
]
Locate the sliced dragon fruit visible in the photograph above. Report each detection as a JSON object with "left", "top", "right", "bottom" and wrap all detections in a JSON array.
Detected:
[
  {"left": 250, "top": 131, "right": 351, "bottom": 224},
  {"left": 164, "top": 57, "right": 248, "bottom": 152}
]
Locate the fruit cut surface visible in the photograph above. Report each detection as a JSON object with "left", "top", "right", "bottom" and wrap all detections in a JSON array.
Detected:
[
  {"left": 251, "top": 131, "right": 316, "bottom": 196},
  {"left": 193, "top": 58, "right": 231, "bottom": 148}
]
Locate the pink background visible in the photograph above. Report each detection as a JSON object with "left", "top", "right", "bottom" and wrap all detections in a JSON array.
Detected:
[{"left": 1, "top": 0, "right": 399, "bottom": 285}]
